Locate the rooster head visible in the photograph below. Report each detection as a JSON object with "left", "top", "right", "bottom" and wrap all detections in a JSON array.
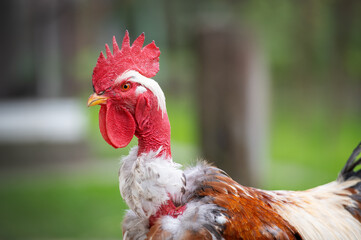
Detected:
[{"left": 87, "top": 31, "right": 169, "bottom": 152}]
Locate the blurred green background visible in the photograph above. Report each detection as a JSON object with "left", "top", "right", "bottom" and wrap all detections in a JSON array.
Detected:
[{"left": 0, "top": 0, "right": 360, "bottom": 239}]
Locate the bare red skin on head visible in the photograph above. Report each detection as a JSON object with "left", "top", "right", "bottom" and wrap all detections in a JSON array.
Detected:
[
  {"left": 91, "top": 32, "right": 168, "bottom": 156},
  {"left": 98, "top": 82, "right": 171, "bottom": 158}
]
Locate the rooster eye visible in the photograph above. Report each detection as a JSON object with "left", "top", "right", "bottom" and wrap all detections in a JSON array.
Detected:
[{"left": 121, "top": 83, "right": 131, "bottom": 91}]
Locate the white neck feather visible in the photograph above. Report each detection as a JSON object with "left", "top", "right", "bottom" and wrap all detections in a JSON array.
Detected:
[{"left": 118, "top": 146, "right": 184, "bottom": 217}]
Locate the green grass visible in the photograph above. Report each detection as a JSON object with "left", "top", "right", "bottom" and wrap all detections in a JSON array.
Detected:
[{"left": 0, "top": 164, "right": 127, "bottom": 240}]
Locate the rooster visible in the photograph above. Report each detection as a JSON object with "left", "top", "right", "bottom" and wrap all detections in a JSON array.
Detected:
[{"left": 87, "top": 31, "right": 361, "bottom": 239}]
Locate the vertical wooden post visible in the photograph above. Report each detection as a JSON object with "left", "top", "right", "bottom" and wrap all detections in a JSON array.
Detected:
[{"left": 197, "top": 24, "right": 269, "bottom": 187}]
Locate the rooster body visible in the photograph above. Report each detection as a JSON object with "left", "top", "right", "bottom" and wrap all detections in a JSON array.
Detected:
[
  {"left": 88, "top": 32, "right": 361, "bottom": 239},
  {"left": 119, "top": 147, "right": 361, "bottom": 240}
]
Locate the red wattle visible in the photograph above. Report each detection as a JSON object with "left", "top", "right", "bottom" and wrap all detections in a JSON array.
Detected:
[
  {"left": 99, "top": 105, "right": 115, "bottom": 147},
  {"left": 99, "top": 103, "right": 136, "bottom": 148}
]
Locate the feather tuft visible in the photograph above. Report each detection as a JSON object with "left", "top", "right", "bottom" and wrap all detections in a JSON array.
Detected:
[{"left": 338, "top": 142, "right": 361, "bottom": 181}]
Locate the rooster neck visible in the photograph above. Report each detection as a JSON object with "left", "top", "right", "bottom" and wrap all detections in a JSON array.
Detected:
[
  {"left": 134, "top": 105, "right": 172, "bottom": 159},
  {"left": 136, "top": 129, "right": 171, "bottom": 159}
]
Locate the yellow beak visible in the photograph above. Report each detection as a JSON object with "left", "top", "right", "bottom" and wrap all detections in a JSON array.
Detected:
[{"left": 87, "top": 93, "right": 108, "bottom": 107}]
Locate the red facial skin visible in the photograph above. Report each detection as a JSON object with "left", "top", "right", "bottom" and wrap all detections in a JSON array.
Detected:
[{"left": 95, "top": 80, "right": 171, "bottom": 158}]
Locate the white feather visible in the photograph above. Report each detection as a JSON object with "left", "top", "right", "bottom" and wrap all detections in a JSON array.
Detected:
[
  {"left": 119, "top": 146, "right": 184, "bottom": 217},
  {"left": 268, "top": 179, "right": 361, "bottom": 240},
  {"left": 135, "top": 86, "right": 147, "bottom": 95},
  {"left": 122, "top": 210, "right": 148, "bottom": 240}
]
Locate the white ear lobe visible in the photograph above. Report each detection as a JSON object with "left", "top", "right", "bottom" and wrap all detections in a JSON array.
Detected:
[{"left": 136, "top": 86, "right": 147, "bottom": 95}]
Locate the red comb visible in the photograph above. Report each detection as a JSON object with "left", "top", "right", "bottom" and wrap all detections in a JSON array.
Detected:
[{"left": 92, "top": 31, "right": 160, "bottom": 91}]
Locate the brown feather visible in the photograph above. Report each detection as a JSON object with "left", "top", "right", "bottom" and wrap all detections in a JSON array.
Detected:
[
  {"left": 344, "top": 187, "right": 361, "bottom": 223},
  {"left": 195, "top": 168, "right": 302, "bottom": 239}
]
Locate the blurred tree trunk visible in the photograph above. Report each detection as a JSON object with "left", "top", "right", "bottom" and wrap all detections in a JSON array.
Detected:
[
  {"left": 331, "top": 0, "right": 360, "bottom": 98},
  {"left": 196, "top": 23, "right": 269, "bottom": 187}
]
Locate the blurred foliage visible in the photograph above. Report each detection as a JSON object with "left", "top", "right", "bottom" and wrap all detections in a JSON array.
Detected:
[
  {"left": 240, "top": 1, "right": 361, "bottom": 84},
  {"left": 268, "top": 91, "right": 361, "bottom": 190}
]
